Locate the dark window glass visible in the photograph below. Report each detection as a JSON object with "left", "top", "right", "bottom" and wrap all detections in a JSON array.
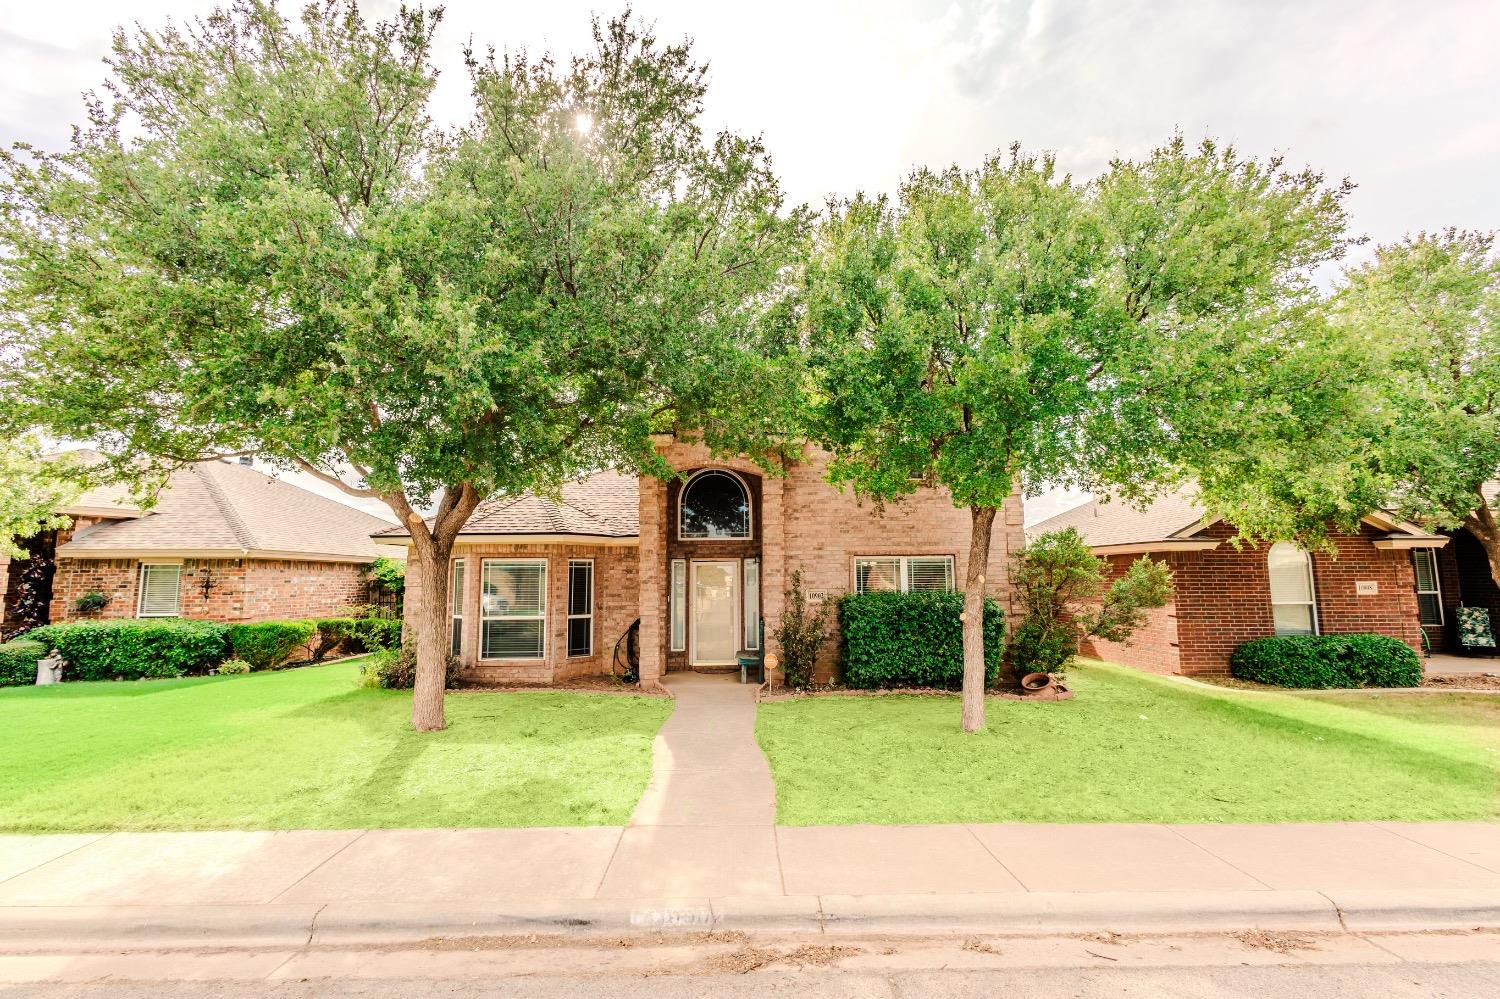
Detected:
[
  {"left": 680, "top": 470, "right": 751, "bottom": 539},
  {"left": 567, "top": 618, "right": 591, "bottom": 658}
]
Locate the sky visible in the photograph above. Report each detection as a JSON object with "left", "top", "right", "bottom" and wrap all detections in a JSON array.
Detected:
[{"left": 4, "top": 0, "right": 1497, "bottom": 523}]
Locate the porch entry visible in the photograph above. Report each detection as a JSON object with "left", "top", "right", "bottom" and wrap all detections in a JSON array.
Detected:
[{"left": 690, "top": 560, "right": 739, "bottom": 666}]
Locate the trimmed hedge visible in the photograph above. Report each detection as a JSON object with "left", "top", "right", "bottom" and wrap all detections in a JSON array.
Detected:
[
  {"left": 358, "top": 647, "right": 458, "bottom": 690},
  {"left": 27, "top": 619, "right": 229, "bottom": 681},
  {"left": 311, "top": 618, "right": 357, "bottom": 661},
  {"left": 838, "top": 590, "right": 1004, "bottom": 690},
  {"left": 351, "top": 617, "right": 402, "bottom": 653},
  {"left": 1230, "top": 634, "right": 1422, "bottom": 689},
  {"left": 226, "top": 620, "right": 316, "bottom": 671},
  {"left": 0, "top": 639, "right": 46, "bottom": 687}
]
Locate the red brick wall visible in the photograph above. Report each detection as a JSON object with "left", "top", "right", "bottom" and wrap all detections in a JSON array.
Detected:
[
  {"left": 48, "top": 557, "right": 367, "bottom": 624},
  {"left": 635, "top": 440, "right": 1024, "bottom": 685},
  {"left": 1079, "top": 554, "right": 1183, "bottom": 674},
  {"left": 445, "top": 542, "right": 639, "bottom": 685},
  {"left": 1163, "top": 522, "right": 1423, "bottom": 676}
]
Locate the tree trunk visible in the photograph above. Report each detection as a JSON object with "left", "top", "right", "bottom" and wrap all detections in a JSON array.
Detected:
[
  {"left": 409, "top": 538, "right": 453, "bottom": 732},
  {"left": 961, "top": 505, "right": 997, "bottom": 733},
  {"left": 1465, "top": 500, "right": 1500, "bottom": 595}
]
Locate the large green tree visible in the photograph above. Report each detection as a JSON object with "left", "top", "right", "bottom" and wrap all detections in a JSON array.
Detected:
[
  {"left": 1336, "top": 231, "right": 1500, "bottom": 582},
  {"left": 0, "top": 2, "right": 805, "bottom": 729},
  {"left": 0, "top": 436, "right": 80, "bottom": 561},
  {"left": 803, "top": 139, "right": 1352, "bottom": 731}
]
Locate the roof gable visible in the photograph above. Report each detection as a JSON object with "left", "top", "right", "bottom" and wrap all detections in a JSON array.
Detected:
[
  {"left": 57, "top": 460, "right": 399, "bottom": 562},
  {"left": 376, "top": 470, "right": 640, "bottom": 540}
]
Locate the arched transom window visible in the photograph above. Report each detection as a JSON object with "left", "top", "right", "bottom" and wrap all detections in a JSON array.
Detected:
[
  {"left": 678, "top": 469, "right": 751, "bottom": 540},
  {"left": 1268, "top": 541, "right": 1318, "bottom": 636}
]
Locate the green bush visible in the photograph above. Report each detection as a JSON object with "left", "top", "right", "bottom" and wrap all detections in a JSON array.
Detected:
[
  {"left": 226, "top": 620, "right": 316, "bottom": 671},
  {"left": 0, "top": 639, "right": 46, "bottom": 687},
  {"left": 838, "top": 590, "right": 1004, "bottom": 690},
  {"left": 1230, "top": 634, "right": 1422, "bottom": 689},
  {"left": 27, "top": 619, "right": 229, "bottom": 681},
  {"left": 350, "top": 617, "right": 402, "bottom": 653},
  {"left": 216, "top": 658, "right": 252, "bottom": 675},
  {"left": 359, "top": 647, "right": 457, "bottom": 689},
  {"left": 311, "top": 618, "right": 357, "bottom": 661}
]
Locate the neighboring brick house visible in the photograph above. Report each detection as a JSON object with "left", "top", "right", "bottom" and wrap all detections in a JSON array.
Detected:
[
  {"left": 1027, "top": 491, "right": 1455, "bottom": 676},
  {"left": 18, "top": 457, "right": 402, "bottom": 628},
  {"left": 378, "top": 436, "right": 1025, "bottom": 686}
]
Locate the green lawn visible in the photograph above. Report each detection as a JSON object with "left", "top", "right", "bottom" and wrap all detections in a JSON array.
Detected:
[
  {"left": 757, "top": 661, "right": 1500, "bottom": 825},
  {"left": 0, "top": 661, "right": 672, "bottom": 832}
]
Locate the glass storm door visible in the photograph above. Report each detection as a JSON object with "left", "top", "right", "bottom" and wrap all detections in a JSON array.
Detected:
[{"left": 690, "top": 561, "right": 739, "bottom": 665}]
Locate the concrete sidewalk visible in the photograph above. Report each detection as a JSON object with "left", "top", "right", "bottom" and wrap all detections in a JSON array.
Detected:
[{"left": 3, "top": 821, "right": 1499, "bottom": 948}]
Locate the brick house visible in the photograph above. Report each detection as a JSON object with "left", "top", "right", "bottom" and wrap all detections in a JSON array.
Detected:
[
  {"left": 378, "top": 436, "right": 1026, "bottom": 686},
  {"left": 1027, "top": 490, "right": 1461, "bottom": 676},
  {"left": 4, "top": 457, "right": 403, "bottom": 630}
]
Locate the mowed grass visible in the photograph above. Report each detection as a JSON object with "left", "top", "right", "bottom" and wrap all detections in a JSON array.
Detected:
[
  {"left": 757, "top": 661, "right": 1500, "bottom": 825},
  {"left": 0, "top": 661, "right": 672, "bottom": 832}
]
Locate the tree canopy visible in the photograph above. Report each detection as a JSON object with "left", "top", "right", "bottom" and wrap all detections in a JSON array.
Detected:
[
  {"left": 803, "top": 138, "right": 1354, "bottom": 730},
  {"left": 0, "top": 1, "right": 807, "bottom": 728}
]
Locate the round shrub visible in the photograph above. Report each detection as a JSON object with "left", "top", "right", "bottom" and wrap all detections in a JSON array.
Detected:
[
  {"left": 0, "top": 639, "right": 47, "bottom": 687},
  {"left": 1230, "top": 634, "right": 1421, "bottom": 689},
  {"left": 26, "top": 619, "right": 229, "bottom": 681},
  {"left": 311, "top": 618, "right": 357, "bottom": 661},
  {"left": 350, "top": 617, "right": 401, "bottom": 653},
  {"left": 359, "top": 647, "right": 457, "bottom": 689},
  {"left": 226, "top": 620, "right": 316, "bottom": 671},
  {"left": 216, "top": 658, "right": 252, "bottom": 675},
  {"left": 838, "top": 590, "right": 1004, "bottom": 690}
]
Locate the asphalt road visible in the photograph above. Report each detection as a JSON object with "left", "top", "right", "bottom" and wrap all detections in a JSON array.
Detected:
[{"left": 4, "top": 963, "right": 1500, "bottom": 999}]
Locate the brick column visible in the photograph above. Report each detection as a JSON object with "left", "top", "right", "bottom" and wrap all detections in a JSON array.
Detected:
[
  {"left": 461, "top": 545, "right": 481, "bottom": 669},
  {"left": 760, "top": 475, "right": 787, "bottom": 641},
  {"left": 637, "top": 475, "right": 666, "bottom": 686}
]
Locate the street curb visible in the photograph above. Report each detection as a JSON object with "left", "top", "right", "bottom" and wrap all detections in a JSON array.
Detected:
[{"left": 6, "top": 889, "right": 1500, "bottom": 950}]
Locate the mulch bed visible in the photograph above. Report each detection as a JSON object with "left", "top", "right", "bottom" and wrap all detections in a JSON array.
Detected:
[
  {"left": 1422, "top": 673, "right": 1500, "bottom": 690},
  {"left": 757, "top": 684, "right": 1074, "bottom": 703},
  {"left": 455, "top": 674, "right": 668, "bottom": 697}
]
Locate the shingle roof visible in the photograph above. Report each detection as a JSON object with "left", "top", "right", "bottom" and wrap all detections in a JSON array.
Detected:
[
  {"left": 57, "top": 460, "right": 399, "bottom": 562},
  {"left": 46, "top": 449, "right": 142, "bottom": 518},
  {"left": 1027, "top": 491, "right": 1209, "bottom": 548},
  {"left": 376, "top": 470, "right": 640, "bottom": 540},
  {"left": 1029, "top": 486, "right": 1453, "bottom": 551}
]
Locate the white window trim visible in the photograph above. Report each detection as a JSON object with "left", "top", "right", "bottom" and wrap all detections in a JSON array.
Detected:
[
  {"left": 566, "top": 559, "right": 594, "bottom": 658},
  {"left": 450, "top": 559, "right": 465, "bottom": 657},
  {"left": 852, "top": 555, "right": 956, "bottom": 595},
  {"left": 677, "top": 468, "right": 754, "bottom": 541},
  {"left": 1268, "top": 542, "right": 1320, "bottom": 636},
  {"left": 669, "top": 558, "right": 687, "bottom": 652},
  {"left": 479, "top": 557, "right": 548, "bottom": 661},
  {"left": 1413, "top": 548, "right": 1444, "bottom": 627},
  {"left": 743, "top": 557, "right": 760, "bottom": 650},
  {"left": 136, "top": 562, "right": 183, "bottom": 618}
]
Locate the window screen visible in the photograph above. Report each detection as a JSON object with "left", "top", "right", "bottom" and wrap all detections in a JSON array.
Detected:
[
  {"left": 567, "top": 560, "right": 593, "bottom": 657},
  {"left": 481, "top": 560, "right": 546, "bottom": 659},
  {"left": 669, "top": 559, "right": 687, "bottom": 651},
  {"left": 743, "top": 558, "right": 760, "bottom": 649},
  {"left": 1268, "top": 542, "right": 1317, "bottom": 636},
  {"left": 137, "top": 563, "right": 182, "bottom": 617},
  {"left": 450, "top": 559, "right": 465, "bottom": 656},
  {"left": 854, "top": 556, "right": 955, "bottom": 595},
  {"left": 1412, "top": 548, "right": 1443, "bottom": 627}
]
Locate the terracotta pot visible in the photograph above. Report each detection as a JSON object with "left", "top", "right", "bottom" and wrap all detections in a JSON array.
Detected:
[{"left": 1020, "top": 672, "right": 1056, "bottom": 694}]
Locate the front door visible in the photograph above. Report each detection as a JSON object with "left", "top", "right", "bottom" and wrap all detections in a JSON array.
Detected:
[{"left": 690, "top": 560, "right": 739, "bottom": 666}]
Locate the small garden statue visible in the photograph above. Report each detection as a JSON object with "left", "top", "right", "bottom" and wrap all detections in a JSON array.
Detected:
[{"left": 35, "top": 650, "right": 64, "bottom": 685}]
